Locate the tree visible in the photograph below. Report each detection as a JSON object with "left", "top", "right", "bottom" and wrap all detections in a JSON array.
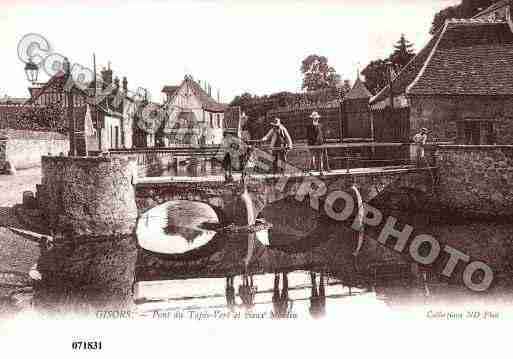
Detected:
[
  {"left": 360, "top": 34, "right": 416, "bottom": 95},
  {"left": 460, "top": 0, "right": 496, "bottom": 17},
  {"left": 361, "top": 59, "right": 389, "bottom": 95},
  {"left": 430, "top": 5, "right": 461, "bottom": 34},
  {"left": 390, "top": 34, "right": 415, "bottom": 70},
  {"left": 430, "top": 0, "right": 496, "bottom": 34},
  {"left": 301, "top": 55, "right": 341, "bottom": 92},
  {"left": 230, "top": 92, "right": 256, "bottom": 107}
]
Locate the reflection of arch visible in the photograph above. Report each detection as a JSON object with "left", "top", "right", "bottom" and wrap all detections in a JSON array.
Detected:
[
  {"left": 137, "top": 232, "right": 227, "bottom": 262},
  {"left": 136, "top": 200, "right": 228, "bottom": 262},
  {"left": 370, "top": 185, "right": 428, "bottom": 212}
]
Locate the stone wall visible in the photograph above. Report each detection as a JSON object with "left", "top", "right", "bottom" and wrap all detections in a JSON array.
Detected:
[
  {"left": 435, "top": 145, "right": 513, "bottom": 217},
  {"left": 0, "top": 129, "right": 69, "bottom": 170},
  {"left": 409, "top": 95, "right": 513, "bottom": 144}
]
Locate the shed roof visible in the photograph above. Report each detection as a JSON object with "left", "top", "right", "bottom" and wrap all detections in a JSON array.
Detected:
[{"left": 344, "top": 77, "right": 372, "bottom": 100}]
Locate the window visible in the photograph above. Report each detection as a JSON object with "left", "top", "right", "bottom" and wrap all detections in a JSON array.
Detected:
[{"left": 458, "top": 120, "right": 496, "bottom": 145}]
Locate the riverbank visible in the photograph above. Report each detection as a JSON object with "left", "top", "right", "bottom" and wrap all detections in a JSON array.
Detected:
[{"left": 0, "top": 169, "right": 42, "bottom": 302}]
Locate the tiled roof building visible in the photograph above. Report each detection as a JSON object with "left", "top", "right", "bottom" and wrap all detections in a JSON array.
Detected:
[{"left": 370, "top": 17, "right": 513, "bottom": 144}]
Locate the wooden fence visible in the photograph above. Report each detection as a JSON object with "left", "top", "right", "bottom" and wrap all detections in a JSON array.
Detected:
[{"left": 372, "top": 107, "right": 411, "bottom": 142}]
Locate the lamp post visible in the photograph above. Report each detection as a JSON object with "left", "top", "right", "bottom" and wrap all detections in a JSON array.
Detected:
[
  {"left": 63, "top": 57, "right": 77, "bottom": 156},
  {"left": 24, "top": 58, "right": 39, "bottom": 84}
]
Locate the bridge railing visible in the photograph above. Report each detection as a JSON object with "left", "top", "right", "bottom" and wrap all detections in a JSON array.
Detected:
[
  {"left": 246, "top": 142, "right": 438, "bottom": 172},
  {"left": 95, "top": 142, "right": 438, "bottom": 177}
]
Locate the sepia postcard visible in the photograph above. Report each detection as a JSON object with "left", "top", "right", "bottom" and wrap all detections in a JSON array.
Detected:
[{"left": 0, "top": 0, "right": 511, "bottom": 357}]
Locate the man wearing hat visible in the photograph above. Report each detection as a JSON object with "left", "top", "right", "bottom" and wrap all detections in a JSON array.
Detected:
[
  {"left": 260, "top": 117, "right": 293, "bottom": 172},
  {"left": 412, "top": 127, "right": 429, "bottom": 166},
  {"left": 306, "top": 111, "right": 326, "bottom": 172},
  {"left": 238, "top": 112, "right": 251, "bottom": 142}
]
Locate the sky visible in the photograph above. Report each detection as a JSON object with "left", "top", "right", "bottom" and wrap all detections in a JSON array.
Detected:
[{"left": 0, "top": 0, "right": 460, "bottom": 103}]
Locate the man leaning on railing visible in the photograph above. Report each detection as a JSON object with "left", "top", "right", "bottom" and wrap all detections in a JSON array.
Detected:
[{"left": 259, "top": 117, "right": 293, "bottom": 173}]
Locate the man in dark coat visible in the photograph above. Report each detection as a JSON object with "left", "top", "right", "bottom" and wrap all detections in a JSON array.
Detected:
[{"left": 306, "top": 111, "right": 326, "bottom": 172}]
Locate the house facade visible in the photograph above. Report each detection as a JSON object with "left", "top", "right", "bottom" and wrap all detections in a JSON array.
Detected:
[
  {"left": 27, "top": 65, "right": 138, "bottom": 152},
  {"left": 370, "top": 9, "right": 513, "bottom": 145},
  {"left": 160, "top": 75, "right": 228, "bottom": 146}
]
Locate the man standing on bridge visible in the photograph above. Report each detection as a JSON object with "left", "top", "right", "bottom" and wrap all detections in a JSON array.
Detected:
[
  {"left": 260, "top": 118, "right": 293, "bottom": 173},
  {"left": 306, "top": 111, "right": 326, "bottom": 173}
]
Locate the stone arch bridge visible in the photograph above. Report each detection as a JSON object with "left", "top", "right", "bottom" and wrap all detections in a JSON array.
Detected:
[{"left": 134, "top": 167, "right": 437, "bottom": 225}]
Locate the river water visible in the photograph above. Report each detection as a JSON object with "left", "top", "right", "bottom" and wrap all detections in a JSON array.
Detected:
[
  {"left": 133, "top": 161, "right": 513, "bottom": 318},
  {"left": 135, "top": 199, "right": 384, "bottom": 319}
]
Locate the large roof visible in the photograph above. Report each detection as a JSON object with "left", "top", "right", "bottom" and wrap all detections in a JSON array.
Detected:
[
  {"left": 370, "top": 19, "right": 513, "bottom": 105},
  {"left": 344, "top": 77, "right": 372, "bottom": 100},
  {"left": 162, "top": 76, "right": 227, "bottom": 113},
  {"left": 161, "top": 85, "right": 179, "bottom": 97},
  {"left": 0, "top": 96, "right": 29, "bottom": 105},
  {"left": 27, "top": 72, "right": 93, "bottom": 105}
]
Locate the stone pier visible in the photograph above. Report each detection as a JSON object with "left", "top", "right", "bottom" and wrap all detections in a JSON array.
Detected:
[{"left": 35, "top": 156, "right": 138, "bottom": 312}]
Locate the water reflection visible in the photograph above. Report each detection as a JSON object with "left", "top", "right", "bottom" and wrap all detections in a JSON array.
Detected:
[
  {"left": 137, "top": 201, "right": 219, "bottom": 254},
  {"left": 239, "top": 274, "right": 257, "bottom": 309},
  {"left": 134, "top": 271, "right": 371, "bottom": 319},
  {"left": 133, "top": 177, "right": 513, "bottom": 317},
  {"left": 226, "top": 276, "right": 236, "bottom": 309},
  {"left": 309, "top": 272, "right": 326, "bottom": 318},
  {"left": 149, "top": 159, "right": 224, "bottom": 178},
  {"left": 272, "top": 272, "right": 291, "bottom": 316}
]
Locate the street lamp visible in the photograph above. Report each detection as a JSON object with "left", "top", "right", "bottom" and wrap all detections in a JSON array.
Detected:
[
  {"left": 24, "top": 59, "right": 39, "bottom": 83},
  {"left": 62, "top": 57, "right": 77, "bottom": 156}
]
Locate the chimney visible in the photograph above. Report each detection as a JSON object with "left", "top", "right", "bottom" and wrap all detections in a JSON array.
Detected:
[
  {"left": 114, "top": 77, "right": 120, "bottom": 93},
  {"left": 122, "top": 76, "right": 128, "bottom": 93},
  {"left": 100, "top": 63, "right": 113, "bottom": 89}
]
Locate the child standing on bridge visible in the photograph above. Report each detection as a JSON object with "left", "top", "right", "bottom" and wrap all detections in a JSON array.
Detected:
[{"left": 412, "top": 127, "right": 428, "bottom": 167}]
